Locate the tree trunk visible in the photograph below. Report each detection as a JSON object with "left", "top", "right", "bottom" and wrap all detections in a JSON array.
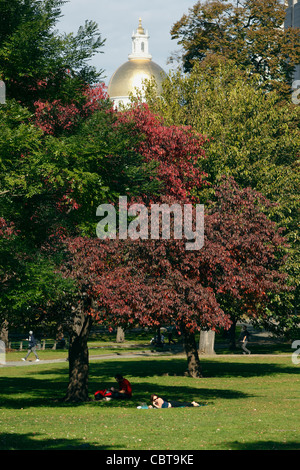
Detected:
[
  {"left": 64, "top": 305, "right": 93, "bottom": 402},
  {"left": 228, "top": 318, "right": 237, "bottom": 350},
  {"left": 116, "top": 327, "right": 125, "bottom": 343},
  {"left": 0, "top": 321, "right": 9, "bottom": 348},
  {"left": 199, "top": 329, "right": 216, "bottom": 355},
  {"left": 156, "top": 326, "right": 162, "bottom": 345},
  {"left": 182, "top": 328, "right": 202, "bottom": 378}
]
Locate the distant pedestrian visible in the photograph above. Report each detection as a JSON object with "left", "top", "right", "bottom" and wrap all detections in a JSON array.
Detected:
[
  {"left": 22, "top": 331, "right": 40, "bottom": 361},
  {"left": 167, "top": 330, "right": 176, "bottom": 345},
  {"left": 239, "top": 325, "right": 251, "bottom": 355}
]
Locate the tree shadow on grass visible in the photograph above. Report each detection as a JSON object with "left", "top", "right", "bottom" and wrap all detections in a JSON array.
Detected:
[
  {"left": 0, "top": 432, "right": 119, "bottom": 450},
  {"left": 0, "top": 374, "right": 250, "bottom": 410},
  {"left": 0, "top": 366, "right": 252, "bottom": 411},
  {"left": 90, "top": 378, "right": 251, "bottom": 408},
  {"left": 88, "top": 356, "right": 298, "bottom": 380},
  {"left": 199, "top": 359, "right": 298, "bottom": 378},
  {"left": 0, "top": 356, "right": 297, "bottom": 410},
  {"left": 226, "top": 440, "right": 300, "bottom": 450}
]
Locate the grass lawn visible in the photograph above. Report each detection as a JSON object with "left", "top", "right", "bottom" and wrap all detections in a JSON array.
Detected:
[{"left": 0, "top": 354, "right": 299, "bottom": 451}]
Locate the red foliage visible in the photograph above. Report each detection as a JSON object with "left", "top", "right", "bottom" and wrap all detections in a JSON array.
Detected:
[
  {"left": 117, "top": 104, "right": 209, "bottom": 203},
  {"left": 0, "top": 218, "right": 17, "bottom": 239},
  {"left": 60, "top": 178, "right": 289, "bottom": 334},
  {"left": 40, "top": 101, "right": 288, "bottom": 334},
  {"left": 33, "top": 82, "right": 110, "bottom": 135}
]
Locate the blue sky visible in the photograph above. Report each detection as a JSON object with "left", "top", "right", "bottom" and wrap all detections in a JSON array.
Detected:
[{"left": 57, "top": 0, "right": 194, "bottom": 86}]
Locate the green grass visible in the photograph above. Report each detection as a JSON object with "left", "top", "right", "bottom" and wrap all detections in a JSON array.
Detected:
[{"left": 0, "top": 354, "right": 299, "bottom": 450}]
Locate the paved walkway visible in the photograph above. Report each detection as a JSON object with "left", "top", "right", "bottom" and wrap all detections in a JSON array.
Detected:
[
  {"left": 0, "top": 348, "right": 292, "bottom": 368},
  {"left": 0, "top": 349, "right": 183, "bottom": 367},
  {"left": 0, "top": 324, "right": 293, "bottom": 368}
]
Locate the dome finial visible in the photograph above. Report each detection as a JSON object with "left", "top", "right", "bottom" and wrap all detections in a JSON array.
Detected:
[
  {"left": 129, "top": 18, "right": 151, "bottom": 60},
  {"left": 137, "top": 18, "right": 145, "bottom": 34}
]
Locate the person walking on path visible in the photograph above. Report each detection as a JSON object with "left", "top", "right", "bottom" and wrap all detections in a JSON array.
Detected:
[
  {"left": 239, "top": 325, "right": 251, "bottom": 355},
  {"left": 22, "top": 331, "right": 40, "bottom": 361}
]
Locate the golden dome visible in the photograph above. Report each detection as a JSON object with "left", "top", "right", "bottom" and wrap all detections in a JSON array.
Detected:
[
  {"left": 108, "top": 59, "right": 166, "bottom": 99},
  {"left": 107, "top": 19, "right": 166, "bottom": 106}
]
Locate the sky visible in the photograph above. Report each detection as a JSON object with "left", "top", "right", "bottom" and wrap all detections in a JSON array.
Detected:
[{"left": 57, "top": 0, "right": 195, "bottom": 87}]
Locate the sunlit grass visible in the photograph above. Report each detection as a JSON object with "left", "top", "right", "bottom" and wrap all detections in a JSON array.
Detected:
[{"left": 0, "top": 355, "right": 299, "bottom": 450}]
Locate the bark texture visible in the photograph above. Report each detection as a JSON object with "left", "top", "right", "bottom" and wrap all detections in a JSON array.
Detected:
[
  {"left": 182, "top": 328, "right": 203, "bottom": 378},
  {"left": 64, "top": 305, "right": 92, "bottom": 402}
]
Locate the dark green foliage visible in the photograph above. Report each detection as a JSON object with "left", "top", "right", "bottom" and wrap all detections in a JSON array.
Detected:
[{"left": 0, "top": 0, "right": 105, "bottom": 107}]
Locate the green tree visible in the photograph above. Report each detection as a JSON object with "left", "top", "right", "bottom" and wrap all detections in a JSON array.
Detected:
[
  {"left": 0, "top": 0, "right": 105, "bottom": 107},
  {"left": 0, "top": 2, "right": 163, "bottom": 397},
  {"left": 0, "top": 98, "right": 165, "bottom": 405},
  {"left": 170, "top": 0, "right": 300, "bottom": 97},
  {"left": 0, "top": 97, "right": 159, "bottom": 318}
]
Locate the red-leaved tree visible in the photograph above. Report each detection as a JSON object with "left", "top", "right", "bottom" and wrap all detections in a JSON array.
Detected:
[
  {"left": 57, "top": 104, "right": 210, "bottom": 400},
  {"left": 60, "top": 176, "right": 289, "bottom": 401},
  {"left": 54, "top": 104, "right": 290, "bottom": 401},
  {"left": 33, "top": 82, "right": 110, "bottom": 136},
  {"left": 116, "top": 104, "right": 208, "bottom": 203}
]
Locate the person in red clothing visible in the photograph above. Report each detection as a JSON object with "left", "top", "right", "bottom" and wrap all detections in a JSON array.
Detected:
[{"left": 111, "top": 374, "right": 132, "bottom": 399}]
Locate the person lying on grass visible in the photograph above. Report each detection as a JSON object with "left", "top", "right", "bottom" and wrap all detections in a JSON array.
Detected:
[{"left": 149, "top": 394, "right": 200, "bottom": 408}]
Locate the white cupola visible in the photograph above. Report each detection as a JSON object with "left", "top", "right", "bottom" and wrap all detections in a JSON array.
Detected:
[{"left": 128, "top": 18, "right": 152, "bottom": 60}]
